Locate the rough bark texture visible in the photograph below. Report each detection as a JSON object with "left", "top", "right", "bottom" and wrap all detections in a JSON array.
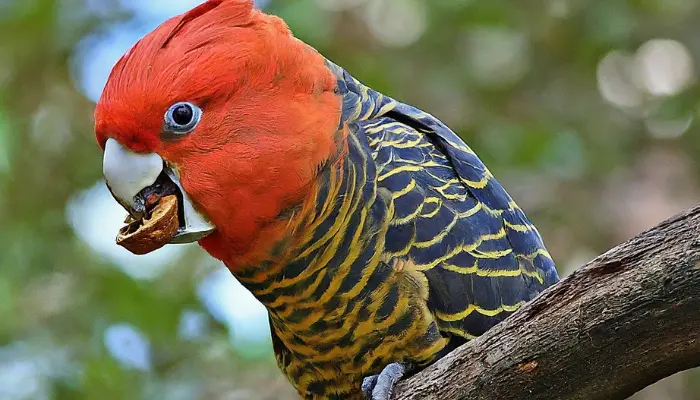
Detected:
[{"left": 392, "top": 206, "right": 700, "bottom": 400}]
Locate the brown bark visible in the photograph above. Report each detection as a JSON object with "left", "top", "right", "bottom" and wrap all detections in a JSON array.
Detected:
[{"left": 392, "top": 206, "right": 700, "bottom": 400}]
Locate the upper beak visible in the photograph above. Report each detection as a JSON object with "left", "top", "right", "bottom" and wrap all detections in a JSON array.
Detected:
[{"left": 102, "top": 138, "right": 215, "bottom": 244}]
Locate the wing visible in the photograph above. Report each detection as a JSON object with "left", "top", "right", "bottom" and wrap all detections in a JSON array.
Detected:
[
  {"left": 366, "top": 101, "right": 558, "bottom": 341},
  {"left": 368, "top": 107, "right": 558, "bottom": 339},
  {"left": 329, "top": 60, "right": 559, "bottom": 342}
]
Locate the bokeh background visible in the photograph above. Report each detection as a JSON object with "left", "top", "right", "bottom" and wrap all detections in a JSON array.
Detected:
[{"left": 1, "top": 0, "right": 699, "bottom": 398}]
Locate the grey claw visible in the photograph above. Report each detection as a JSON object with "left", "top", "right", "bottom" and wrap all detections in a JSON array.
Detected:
[
  {"left": 362, "top": 375, "right": 378, "bottom": 399},
  {"left": 371, "top": 362, "right": 406, "bottom": 400}
]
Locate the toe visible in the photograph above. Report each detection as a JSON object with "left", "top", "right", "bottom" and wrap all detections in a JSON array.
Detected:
[
  {"left": 371, "top": 362, "right": 406, "bottom": 400},
  {"left": 362, "top": 375, "right": 378, "bottom": 400}
]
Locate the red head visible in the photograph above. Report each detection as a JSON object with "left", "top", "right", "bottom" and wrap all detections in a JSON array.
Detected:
[{"left": 95, "top": 0, "right": 342, "bottom": 269}]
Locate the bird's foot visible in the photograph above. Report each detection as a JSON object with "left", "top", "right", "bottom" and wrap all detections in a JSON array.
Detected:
[{"left": 362, "top": 362, "right": 409, "bottom": 400}]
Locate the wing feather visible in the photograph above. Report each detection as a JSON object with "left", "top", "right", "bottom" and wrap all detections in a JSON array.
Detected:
[
  {"left": 328, "top": 59, "right": 558, "bottom": 342},
  {"left": 360, "top": 101, "right": 558, "bottom": 341}
]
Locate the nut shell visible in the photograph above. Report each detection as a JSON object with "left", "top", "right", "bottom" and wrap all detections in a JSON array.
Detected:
[{"left": 116, "top": 195, "right": 179, "bottom": 255}]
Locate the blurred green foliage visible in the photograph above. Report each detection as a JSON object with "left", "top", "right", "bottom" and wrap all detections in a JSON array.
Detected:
[{"left": 1, "top": 0, "right": 699, "bottom": 398}]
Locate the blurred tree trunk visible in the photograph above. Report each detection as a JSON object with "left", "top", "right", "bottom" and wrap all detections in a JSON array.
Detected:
[{"left": 393, "top": 206, "right": 700, "bottom": 400}]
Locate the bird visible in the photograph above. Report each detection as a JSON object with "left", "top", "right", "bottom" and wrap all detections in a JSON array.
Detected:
[{"left": 94, "top": 1, "right": 559, "bottom": 399}]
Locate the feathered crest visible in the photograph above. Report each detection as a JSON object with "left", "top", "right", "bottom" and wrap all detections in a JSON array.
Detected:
[{"left": 162, "top": 0, "right": 254, "bottom": 48}]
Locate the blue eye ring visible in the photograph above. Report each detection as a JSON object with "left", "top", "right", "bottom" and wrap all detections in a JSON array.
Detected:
[{"left": 164, "top": 102, "right": 201, "bottom": 135}]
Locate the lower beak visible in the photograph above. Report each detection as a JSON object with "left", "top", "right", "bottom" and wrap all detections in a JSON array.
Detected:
[{"left": 102, "top": 138, "right": 215, "bottom": 244}]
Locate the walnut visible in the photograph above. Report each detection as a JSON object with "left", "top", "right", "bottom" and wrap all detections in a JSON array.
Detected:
[{"left": 116, "top": 195, "right": 179, "bottom": 255}]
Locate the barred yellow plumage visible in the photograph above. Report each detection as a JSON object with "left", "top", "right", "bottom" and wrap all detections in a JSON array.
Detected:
[{"left": 235, "top": 61, "right": 559, "bottom": 399}]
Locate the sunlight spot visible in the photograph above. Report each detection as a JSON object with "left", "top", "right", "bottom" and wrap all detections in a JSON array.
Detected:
[
  {"left": 197, "top": 267, "right": 271, "bottom": 355},
  {"left": 635, "top": 39, "right": 695, "bottom": 97},
  {"left": 461, "top": 26, "right": 530, "bottom": 87},
  {"left": 363, "top": 0, "right": 427, "bottom": 47},
  {"left": 104, "top": 323, "right": 152, "bottom": 371},
  {"left": 597, "top": 50, "right": 644, "bottom": 109}
]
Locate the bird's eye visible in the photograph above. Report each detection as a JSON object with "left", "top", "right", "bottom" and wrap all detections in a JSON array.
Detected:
[{"left": 164, "top": 102, "right": 201, "bottom": 135}]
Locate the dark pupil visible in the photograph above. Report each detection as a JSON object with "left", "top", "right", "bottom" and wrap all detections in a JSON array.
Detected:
[{"left": 172, "top": 105, "right": 193, "bottom": 126}]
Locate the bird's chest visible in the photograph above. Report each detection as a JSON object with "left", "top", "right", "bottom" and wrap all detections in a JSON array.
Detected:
[{"left": 267, "top": 267, "right": 447, "bottom": 400}]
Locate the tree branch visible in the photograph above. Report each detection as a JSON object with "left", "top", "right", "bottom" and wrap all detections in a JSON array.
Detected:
[{"left": 392, "top": 206, "right": 700, "bottom": 400}]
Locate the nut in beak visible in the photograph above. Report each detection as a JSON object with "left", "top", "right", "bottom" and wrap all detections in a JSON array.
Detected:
[{"left": 116, "top": 195, "right": 179, "bottom": 254}]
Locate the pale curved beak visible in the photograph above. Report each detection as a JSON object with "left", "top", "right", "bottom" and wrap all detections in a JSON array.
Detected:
[{"left": 102, "top": 138, "right": 215, "bottom": 244}]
